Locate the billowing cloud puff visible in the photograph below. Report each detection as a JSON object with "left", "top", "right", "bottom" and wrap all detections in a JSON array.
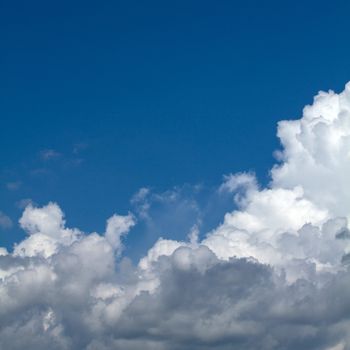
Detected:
[
  {"left": 2, "top": 84, "right": 350, "bottom": 349},
  {"left": 272, "top": 86, "right": 350, "bottom": 218},
  {"left": 14, "top": 203, "right": 81, "bottom": 258}
]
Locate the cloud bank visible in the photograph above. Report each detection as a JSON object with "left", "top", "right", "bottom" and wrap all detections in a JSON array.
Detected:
[{"left": 2, "top": 84, "right": 350, "bottom": 349}]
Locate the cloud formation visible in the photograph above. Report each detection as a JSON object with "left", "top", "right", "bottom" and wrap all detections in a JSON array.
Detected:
[{"left": 2, "top": 84, "right": 350, "bottom": 349}]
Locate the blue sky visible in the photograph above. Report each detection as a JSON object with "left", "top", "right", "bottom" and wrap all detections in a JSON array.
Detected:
[{"left": 1, "top": 0, "right": 350, "bottom": 256}]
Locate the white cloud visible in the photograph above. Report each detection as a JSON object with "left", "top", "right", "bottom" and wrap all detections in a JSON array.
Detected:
[
  {"left": 14, "top": 203, "right": 80, "bottom": 258},
  {"left": 271, "top": 85, "right": 350, "bottom": 219},
  {"left": 2, "top": 83, "right": 350, "bottom": 348},
  {"left": 105, "top": 213, "right": 135, "bottom": 254}
]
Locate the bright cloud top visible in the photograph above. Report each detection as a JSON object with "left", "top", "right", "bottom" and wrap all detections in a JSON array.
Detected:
[{"left": 2, "top": 84, "right": 350, "bottom": 349}]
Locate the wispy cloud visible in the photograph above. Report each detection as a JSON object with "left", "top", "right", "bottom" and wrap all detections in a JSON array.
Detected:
[
  {"left": 39, "top": 149, "right": 61, "bottom": 161},
  {"left": 5, "top": 181, "right": 21, "bottom": 191},
  {"left": 72, "top": 142, "right": 88, "bottom": 155},
  {"left": 16, "top": 198, "right": 35, "bottom": 209},
  {"left": 0, "top": 211, "right": 12, "bottom": 229}
]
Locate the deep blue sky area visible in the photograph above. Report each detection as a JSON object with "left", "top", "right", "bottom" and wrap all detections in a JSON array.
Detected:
[{"left": 1, "top": 0, "right": 350, "bottom": 256}]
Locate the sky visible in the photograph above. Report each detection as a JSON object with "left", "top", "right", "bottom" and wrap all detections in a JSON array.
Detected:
[
  {"left": 2, "top": 0, "right": 350, "bottom": 249},
  {"left": 2, "top": 1, "right": 350, "bottom": 349}
]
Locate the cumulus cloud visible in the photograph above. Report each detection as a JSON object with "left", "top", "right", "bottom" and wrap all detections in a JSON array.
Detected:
[{"left": 2, "top": 83, "right": 350, "bottom": 349}]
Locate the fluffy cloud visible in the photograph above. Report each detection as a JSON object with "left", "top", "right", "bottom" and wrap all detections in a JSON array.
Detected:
[
  {"left": 14, "top": 203, "right": 81, "bottom": 258},
  {"left": 2, "top": 83, "right": 350, "bottom": 349},
  {"left": 272, "top": 86, "right": 350, "bottom": 218}
]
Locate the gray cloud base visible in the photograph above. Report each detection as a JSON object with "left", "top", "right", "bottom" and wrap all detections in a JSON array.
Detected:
[{"left": 1, "top": 247, "right": 350, "bottom": 350}]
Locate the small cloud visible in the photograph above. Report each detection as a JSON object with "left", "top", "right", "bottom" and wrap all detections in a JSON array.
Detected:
[
  {"left": 39, "top": 149, "right": 61, "bottom": 161},
  {"left": 67, "top": 158, "right": 84, "bottom": 167},
  {"left": 0, "top": 211, "right": 12, "bottom": 229},
  {"left": 131, "top": 187, "right": 150, "bottom": 203},
  {"left": 131, "top": 187, "right": 151, "bottom": 218},
  {"left": 73, "top": 142, "right": 88, "bottom": 155},
  {"left": 6, "top": 181, "right": 22, "bottom": 191},
  {"left": 30, "top": 168, "right": 50, "bottom": 177},
  {"left": 219, "top": 172, "right": 257, "bottom": 194},
  {"left": 16, "top": 198, "right": 35, "bottom": 210}
]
